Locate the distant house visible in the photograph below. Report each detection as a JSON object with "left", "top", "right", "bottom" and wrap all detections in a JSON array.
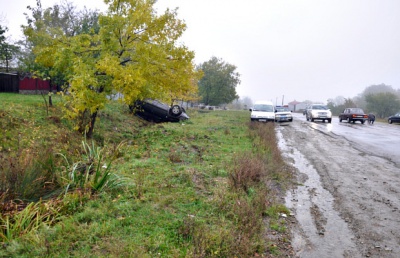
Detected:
[
  {"left": 288, "top": 100, "right": 307, "bottom": 112},
  {"left": 0, "top": 72, "right": 56, "bottom": 94}
]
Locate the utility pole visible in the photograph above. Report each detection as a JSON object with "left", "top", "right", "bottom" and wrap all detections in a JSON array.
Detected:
[{"left": 282, "top": 95, "right": 284, "bottom": 106}]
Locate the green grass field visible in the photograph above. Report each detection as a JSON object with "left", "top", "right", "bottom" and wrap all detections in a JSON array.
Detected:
[{"left": 0, "top": 93, "right": 294, "bottom": 257}]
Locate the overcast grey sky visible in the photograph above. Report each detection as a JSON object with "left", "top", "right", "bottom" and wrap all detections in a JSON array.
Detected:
[{"left": 2, "top": 0, "right": 400, "bottom": 104}]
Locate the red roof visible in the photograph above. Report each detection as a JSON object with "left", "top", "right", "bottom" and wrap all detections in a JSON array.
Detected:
[{"left": 288, "top": 100, "right": 301, "bottom": 105}]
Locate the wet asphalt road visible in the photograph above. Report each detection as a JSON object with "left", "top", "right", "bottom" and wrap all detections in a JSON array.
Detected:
[{"left": 296, "top": 113, "right": 400, "bottom": 167}]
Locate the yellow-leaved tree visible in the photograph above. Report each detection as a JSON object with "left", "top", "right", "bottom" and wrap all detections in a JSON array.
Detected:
[{"left": 24, "top": 0, "right": 201, "bottom": 137}]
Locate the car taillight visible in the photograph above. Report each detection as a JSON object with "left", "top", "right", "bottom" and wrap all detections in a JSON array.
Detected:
[
  {"left": 352, "top": 114, "right": 357, "bottom": 118},
  {"left": 364, "top": 115, "right": 368, "bottom": 118}
]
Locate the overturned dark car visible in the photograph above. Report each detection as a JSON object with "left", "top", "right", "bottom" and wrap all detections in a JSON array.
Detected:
[{"left": 130, "top": 99, "right": 189, "bottom": 123}]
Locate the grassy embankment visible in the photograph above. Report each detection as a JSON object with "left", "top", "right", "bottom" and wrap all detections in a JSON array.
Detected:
[{"left": 0, "top": 93, "right": 294, "bottom": 257}]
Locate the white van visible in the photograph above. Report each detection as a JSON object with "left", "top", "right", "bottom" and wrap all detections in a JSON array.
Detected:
[{"left": 249, "top": 101, "right": 275, "bottom": 122}]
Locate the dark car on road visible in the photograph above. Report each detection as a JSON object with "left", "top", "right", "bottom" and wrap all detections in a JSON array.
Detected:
[
  {"left": 339, "top": 108, "right": 368, "bottom": 124},
  {"left": 131, "top": 99, "right": 189, "bottom": 123},
  {"left": 388, "top": 113, "right": 400, "bottom": 124}
]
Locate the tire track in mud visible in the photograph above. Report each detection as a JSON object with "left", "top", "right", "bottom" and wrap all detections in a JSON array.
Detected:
[
  {"left": 276, "top": 120, "right": 400, "bottom": 258},
  {"left": 277, "top": 126, "right": 361, "bottom": 257}
]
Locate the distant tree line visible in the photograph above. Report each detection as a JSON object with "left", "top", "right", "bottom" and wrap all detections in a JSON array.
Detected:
[
  {"left": 327, "top": 84, "right": 400, "bottom": 118},
  {"left": 0, "top": 24, "right": 20, "bottom": 72}
]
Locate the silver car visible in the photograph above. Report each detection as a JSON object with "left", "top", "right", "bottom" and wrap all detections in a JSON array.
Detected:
[{"left": 306, "top": 104, "right": 332, "bottom": 123}]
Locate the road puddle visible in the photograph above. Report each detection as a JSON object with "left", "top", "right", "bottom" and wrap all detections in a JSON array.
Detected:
[{"left": 276, "top": 129, "right": 361, "bottom": 258}]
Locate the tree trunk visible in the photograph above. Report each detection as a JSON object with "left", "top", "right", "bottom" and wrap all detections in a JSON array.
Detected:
[{"left": 86, "top": 110, "right": 98, "bottom": 138}]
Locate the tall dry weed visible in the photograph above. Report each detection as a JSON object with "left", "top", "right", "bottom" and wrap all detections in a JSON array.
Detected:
[
  {"left": 0, "top": 148, "right": 58, "bottom": 204},
  {"left": 229, "top": 152, "right": 265, "bottom": 193}
]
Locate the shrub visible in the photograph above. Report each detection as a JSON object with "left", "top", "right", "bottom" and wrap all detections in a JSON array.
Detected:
[{"left": 57, "top": 140, "right": 122, "bottom": 195}]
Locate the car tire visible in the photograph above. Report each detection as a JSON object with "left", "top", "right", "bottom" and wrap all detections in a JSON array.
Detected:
[
  {"left": 328, "top": 119, "right": 332, "bottom": 123},
  {"left": 339, "top": 118, "right": 342, "bottom": 122},
  {"left": 347, "top": 117, "right": 351, "bottom": 123},
  {"left": 169, "top": 105, "right": 182, "bottom": 117},
  {"left": 361, "top": 120, "right": 365, "bottom": 124},
  {"left": 310, "top": 117, "right": 314, "bottom": 122},
  {"left": 389, "top": 119, "right": 392, "bottom": 124}
]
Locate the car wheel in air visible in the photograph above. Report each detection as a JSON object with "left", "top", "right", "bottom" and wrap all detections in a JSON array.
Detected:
[{"left": 169, "top": 105, "right": 182, "bottom": 116}]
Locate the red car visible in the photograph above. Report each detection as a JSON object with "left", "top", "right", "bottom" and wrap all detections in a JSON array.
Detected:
[{"left": 339, "top": 108, "right": 368, "bottom": 124}]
